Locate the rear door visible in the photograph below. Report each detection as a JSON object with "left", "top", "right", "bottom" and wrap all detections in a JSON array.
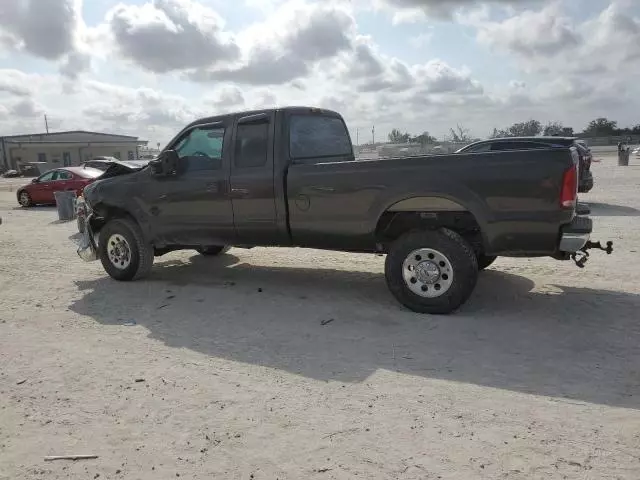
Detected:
[
  {"left": 229, "top": 112, "right": 279, "bottom": 244},
  {"left": 52, "top": 169, "right": 74, "bottom": 194}
]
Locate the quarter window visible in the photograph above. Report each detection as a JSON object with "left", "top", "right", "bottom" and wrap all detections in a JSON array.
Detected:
[
  {"left": 235, "top": 123, "right": 268, "bottom": 168},
  {"left": 289, "top": 115, "right": 352, "bottom": 161}
]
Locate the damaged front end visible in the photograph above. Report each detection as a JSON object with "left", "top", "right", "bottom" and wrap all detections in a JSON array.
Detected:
[{"left": 76, "top": 214, "right": 99, "bottom": 262}]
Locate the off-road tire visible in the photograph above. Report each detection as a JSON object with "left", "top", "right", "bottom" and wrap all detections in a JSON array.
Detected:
[
  {"left": 385, "top": 228, "right": 478, "bottom": 314},
  {"left": 196, "top": 245, "right": 230, "bottom": 256},
  {"left": 477, "top": 254, "right": 497, "bottom": 271},
  {"left": 99, "top": 218, "right": 154, "bottom": 281}
]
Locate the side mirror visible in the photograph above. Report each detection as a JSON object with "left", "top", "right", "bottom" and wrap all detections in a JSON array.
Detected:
[
  {"left": 150, "top": 150, "right": 179, "bottom": 176},
  {"left": 31, "top": 178, "right": 39, "bottom": 183}
]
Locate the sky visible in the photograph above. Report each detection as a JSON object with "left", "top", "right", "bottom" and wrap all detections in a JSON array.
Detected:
[{"left": 0, "top": 0, "right": 639, "bottom": 147}]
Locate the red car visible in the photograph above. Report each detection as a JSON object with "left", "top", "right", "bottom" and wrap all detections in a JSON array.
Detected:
[{"left": 17, "top": 167, "right": 103, "bottom": 207}]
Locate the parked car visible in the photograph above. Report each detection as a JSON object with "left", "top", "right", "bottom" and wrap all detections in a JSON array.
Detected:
[
  {"left": 2, "top": 169, "right": 20, "bottom": 178},
  {"left": 633, "top": 147, "right": 640, "bottom": 157},
  {"left": 456, "top": 137, "right": 594, "bottom": 193},
  {"left": 75, "top": 107, "right": 612, "bottom": 314},
  {"left": 16, "top": 167, "right": 103, "bottom": 207}
]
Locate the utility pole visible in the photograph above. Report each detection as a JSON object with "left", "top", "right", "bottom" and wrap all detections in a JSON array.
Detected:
[
  {"left": 356, "top": 128, "right": 359, "bottom": 146},
  {"left": 372, "top": 125, "right": 375, "bottom": 145},
  {"left": 44, "top": 114, "right": 49, "bottom": 134}
]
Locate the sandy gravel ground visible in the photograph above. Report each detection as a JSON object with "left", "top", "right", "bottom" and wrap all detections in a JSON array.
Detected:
[{"left": 1, "top": 155, "right": 639, "bottom": 479}]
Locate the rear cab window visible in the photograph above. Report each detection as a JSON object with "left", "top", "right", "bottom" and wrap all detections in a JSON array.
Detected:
[{"left": 289, "top": 113, "right": 353, "bottom": 164}]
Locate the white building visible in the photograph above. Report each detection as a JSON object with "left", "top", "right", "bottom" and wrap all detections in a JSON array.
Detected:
[{"left": 0, "top": 130, "right": 148, "bottom": 173}]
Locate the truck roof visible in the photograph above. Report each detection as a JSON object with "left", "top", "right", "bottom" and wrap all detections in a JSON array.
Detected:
[{"left": 185, "top": 106, "right": 342, "bottom": 130}]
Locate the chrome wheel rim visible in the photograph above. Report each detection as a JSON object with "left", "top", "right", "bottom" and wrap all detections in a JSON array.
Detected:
[
  {"left": 107, "top": 234, "right": 132, "bottom": 270},
  {"left": 402, "top": 248, "right": 454, "bottom": 298},
  {"left": 19, "top": 192, "right": 30, "bottom": 206}
]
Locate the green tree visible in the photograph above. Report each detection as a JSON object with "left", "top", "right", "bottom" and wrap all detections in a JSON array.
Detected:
[
  {"left": 388, "top": 128, "right": 411, "bottom": 143},
  {"left": 412, "top": 131, "right": 436, "bottom": 146},
  {"left": 543, "top": 121, "right": 574, "bottom": 136},
  {"left": 583, "top": 117, "right": 618, "bottom": 136},
  {"left": 508, "top": 119, "right": 542, "bottom": 137}
]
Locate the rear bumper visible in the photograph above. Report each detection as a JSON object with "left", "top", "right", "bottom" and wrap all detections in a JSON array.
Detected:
[{"left": 558, "top": 216, "right": 592, "bottom": 253}]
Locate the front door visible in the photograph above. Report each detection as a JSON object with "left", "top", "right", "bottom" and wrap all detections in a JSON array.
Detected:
[
  {"left": 30, "top": 170, "right": 55, "bottom": 203},
  {"left": 229, "top": 112, "right": 279, "bottom": 245},
  {"left": 146, "top": 121, "right": 235, "bottom": 247},
  {"left": 62, "top": 152, "right": 71, "bottom": 167}
]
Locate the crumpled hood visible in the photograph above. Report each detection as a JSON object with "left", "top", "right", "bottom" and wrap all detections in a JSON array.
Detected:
[{"left": 99, "top": 159, "right": 150, "bottom": 179}]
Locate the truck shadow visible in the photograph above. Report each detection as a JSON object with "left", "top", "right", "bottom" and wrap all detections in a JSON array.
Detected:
[
  {"left": 588, "top": 202, "right": 640, "bottom": 217},
  {"left": 70, "top": 254, "right": 640, "bottom": 410}
]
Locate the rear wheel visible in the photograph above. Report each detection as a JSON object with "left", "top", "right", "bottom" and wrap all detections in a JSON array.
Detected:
[
  {"left": 385, "top": 229, "right": 478, "bottom": 314},
  {"left": 18, "top": 191, "right": 32, "bottom": 207},
  {"left": 196, "top": 246, "right": 230, "bottom": 256},
  {"left": 99, "top": 218, "right": 154, "bottom": 281},
  {"left": 477, "top": 254, "right": 497, "bottom": 271}
]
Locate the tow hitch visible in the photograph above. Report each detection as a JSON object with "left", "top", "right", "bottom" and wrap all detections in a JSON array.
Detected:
[{"left": 571, "top": 241, "right": 614, "bottom": 268}]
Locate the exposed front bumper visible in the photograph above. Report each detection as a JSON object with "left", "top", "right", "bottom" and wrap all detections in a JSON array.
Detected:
[
  {"left": 76, "top": 214, "right": 99, "bottom": 262},
  {"left": 559, "top": 216, "right": 592, "bottom": 253}
]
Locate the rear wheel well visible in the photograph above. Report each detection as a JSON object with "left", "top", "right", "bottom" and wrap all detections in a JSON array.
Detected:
[{"left": 376, "top": 211, "right": 485, "bottom": 255}]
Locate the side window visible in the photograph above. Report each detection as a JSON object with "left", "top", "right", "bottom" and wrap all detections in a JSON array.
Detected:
[
  {"left": 51, "top": 171, "right": 61, "bottom": 181},
  {"left": 289, "top": 115, "right": 352, "bottom": 162},
  {"left": 175, "top": 126, "right": 225, "bottom": 171},
  {"left": 58, "top": 171, "right": 72, "bottom": 180},
  {"left": 38, "top": 171, "right": 55, "bottom": 182},
  {"left": 113, "top": 152, "right": 121, "bottom": 160},
  {"left": 234, "top": 122, "right": 268, "bottom": 168},
  {"left": 490, "top": 142, "right": 510, "bottom": 151},
  {"left": 491, "top": 141, "right": 546, "bottom": 151},
  {"left": 467, "top": 143, "right": 491, "bottom": 153}
]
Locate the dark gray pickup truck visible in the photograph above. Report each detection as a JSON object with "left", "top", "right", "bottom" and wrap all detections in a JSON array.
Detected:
[{"left": 76, "top": 106, "right": 612, "bottom": 314}]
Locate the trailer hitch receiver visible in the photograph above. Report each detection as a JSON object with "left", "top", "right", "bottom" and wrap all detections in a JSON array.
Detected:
[{"left": 571, "top": 240, "right": 613, "bottom": 268}]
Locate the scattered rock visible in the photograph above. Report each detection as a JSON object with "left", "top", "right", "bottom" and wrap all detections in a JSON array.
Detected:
[
  {"left": 135, "top": 378, "right": 145, "bottom": 383},
  {"left": 121, "top": 320, "right": 136, "bottom": 326},
  {"left": 16, "top": 379, "right": 27, "bottom": 385},
  {"left": 320, "top": 319, "right": 334, "bottom": 326},
  {"left": 166, "top": 295, "right": 176, "bottom": 300},
  {"left": 257, "top": 288, "right": 263, "bottom": 293}
]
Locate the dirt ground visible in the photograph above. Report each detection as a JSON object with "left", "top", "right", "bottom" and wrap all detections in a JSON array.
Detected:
[{"left": 1, "top": 154, "right": 639, "bottom": 479}]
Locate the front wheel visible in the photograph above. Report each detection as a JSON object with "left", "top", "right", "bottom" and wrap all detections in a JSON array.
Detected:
[
  {"left": 18, "top": 191, "right": 32, "bottom": 207},
  {"left": 99, "top": 218, "right": 154, "bottom": 281},
  {"left": 385, "top": 229, "right": 478, "bottom": 314},
  {"left": 196, "top": 246, "right": 230, "bottom": 256}
]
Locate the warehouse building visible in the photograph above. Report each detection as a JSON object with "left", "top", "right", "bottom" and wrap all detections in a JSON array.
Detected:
[{"left": 0, "top": 130, "right": 148, "bottom": 173}]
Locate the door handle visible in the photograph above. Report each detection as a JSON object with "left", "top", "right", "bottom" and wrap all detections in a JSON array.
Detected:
[
  {"left": 310, "top": 186, "right": 335, "bottom": 192},
  {"left": 231, "top": 188, "right": 249, "bottom": 196}
]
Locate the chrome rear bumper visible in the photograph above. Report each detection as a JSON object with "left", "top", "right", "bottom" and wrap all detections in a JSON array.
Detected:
[{"left": 559, "top": 216, "right": 592, "bottom": 253}]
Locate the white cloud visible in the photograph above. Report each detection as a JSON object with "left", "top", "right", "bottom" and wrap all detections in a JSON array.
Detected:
[
  {"left": 103, "top": 0, "right": 239, "bottom": 73},
  {"left": 189, "top": 1, "right": 355, "bottom": 85}
]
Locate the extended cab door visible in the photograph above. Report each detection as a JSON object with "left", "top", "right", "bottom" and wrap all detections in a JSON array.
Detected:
[
  {"left": 146, "top": 121, "right": 235, "bottom": 246},
  {"left": 229, "top": 112, "right": 279, "bottom": 245}
]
